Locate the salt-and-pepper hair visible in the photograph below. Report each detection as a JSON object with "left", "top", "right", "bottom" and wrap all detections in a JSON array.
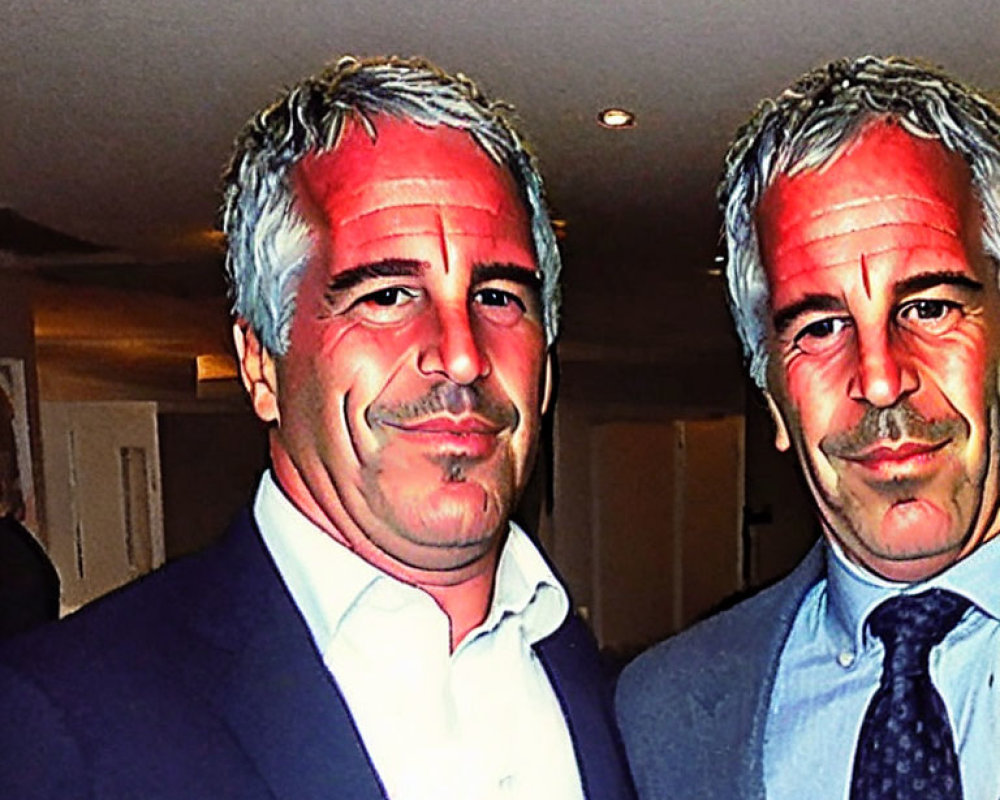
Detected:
[
  {"left": 220, "top": 55, "right": 562, "bottom": 356},
  {"left": 719, "top": 55, "right": 1000, "bottom": 388}
]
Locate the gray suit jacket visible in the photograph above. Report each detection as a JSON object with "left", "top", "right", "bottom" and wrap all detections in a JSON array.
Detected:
[{"left": 615, "top": 544, "right": 825, "bottom": 799}]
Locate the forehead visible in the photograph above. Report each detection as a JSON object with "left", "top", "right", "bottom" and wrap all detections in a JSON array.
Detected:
[
  {"left": 756, "top": 121, "right": 976, "bottom": 287},
  {"left": 293, "top": 116, "right": 530, "bottom": 244}
]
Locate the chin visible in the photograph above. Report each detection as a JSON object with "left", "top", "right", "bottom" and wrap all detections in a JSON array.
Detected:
[
  {"left": 836, "top": 517, "right": 967, "bottom": 580},
  {"left": 857, "top": 545, "right": 965, "bottom": 583},
  {"left": 412, "top": 486, "right": 507, "bottom": 545},
  {"left": 370, "top": 477, "right": 504, "bottom": 552},
  {"left": 863, "top": 534, "right": 963, "bottom": 564}
]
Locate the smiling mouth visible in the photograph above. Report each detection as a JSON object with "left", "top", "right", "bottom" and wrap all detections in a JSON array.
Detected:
[
  {"left": 381, "top": 416, "right": 504, "bottom": 459},
  {"left": 838, "top": 439, "right": 951, "bottom": 471},
  {"left": 384, "top": 416, "right": 504, "bottom": 436}
]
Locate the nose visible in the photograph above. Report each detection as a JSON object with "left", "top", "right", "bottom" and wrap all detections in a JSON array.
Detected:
[
  {"left": 417, "top": 305, "right": 490, "bottom": 385},
  {"left": 848, "top": 326, "right": 919, "bottom": 407}
]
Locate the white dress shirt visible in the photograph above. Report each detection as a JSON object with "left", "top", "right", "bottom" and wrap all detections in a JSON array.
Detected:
[{"left": 254, "top": 472, "right": 585, "bottom": 800}]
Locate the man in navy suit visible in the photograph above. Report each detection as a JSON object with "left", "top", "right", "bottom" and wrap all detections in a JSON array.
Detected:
[
  {"left": 0, "top": 56, "right": 634, "bottom": 799},
  {"left": 618, "top": 55, "right": 1000, "bottom": 799}
]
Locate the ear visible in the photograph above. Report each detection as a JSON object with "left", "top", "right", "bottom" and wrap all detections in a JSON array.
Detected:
[
  {"left": 233, "top": 320, "right": 280, "bottom": 424},
  {"left": 763, "top": 390, "right": 791, "bottom": 452},
  {"left": 540, "top": 351, "right": 554, "bottom": 416}
]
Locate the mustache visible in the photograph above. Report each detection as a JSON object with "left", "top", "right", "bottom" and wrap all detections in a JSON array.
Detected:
[
  {"left": 821, "top": 401, "right": 965, "bottom": 459},
  {"left": 367, "top": 382, "right": 518, "bottom": 429}
]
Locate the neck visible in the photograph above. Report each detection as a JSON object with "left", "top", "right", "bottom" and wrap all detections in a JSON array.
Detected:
[
  {"left": 268, "top": 447, "right": 500, "bottom": 651},
  {"left": 418, "top": 556, "right": 498, "bottom": 651}
]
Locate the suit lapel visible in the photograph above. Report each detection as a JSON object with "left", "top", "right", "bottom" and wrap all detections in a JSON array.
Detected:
[
  {"left": 740, "top": 543, "right": 825, "bottom": 797},
  {"left": 192, "top": 512, "right": 637, "bottom": 800},
  {"left": 193, "top": 511, "right": 387, "bottom": 800},
  {"left": 536, "top": 615, "right": 637, "bottom": 800},
  {"left": 689, "top": 542, "right": 826, "bottom": 799}
]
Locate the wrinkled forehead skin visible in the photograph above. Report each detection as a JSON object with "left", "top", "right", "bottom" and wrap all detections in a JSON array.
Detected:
[
  {"left": 292, "top": 115, "right": 534, "bottom": 259},
  {"left": 756, "top": 120, "right": 977, "bottom": 288}
]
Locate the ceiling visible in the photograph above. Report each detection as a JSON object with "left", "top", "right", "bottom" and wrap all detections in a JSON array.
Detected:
[{"left": 4, "top": 0, "right": 1000, "bottom": 404}]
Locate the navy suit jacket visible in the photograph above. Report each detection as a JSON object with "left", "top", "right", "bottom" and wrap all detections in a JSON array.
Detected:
[
  {"left": 615, "top": 544, "right": 825, "bottom": 800},
  {"left": 0, "top": 509, "right": 635, "bottom": 800}
]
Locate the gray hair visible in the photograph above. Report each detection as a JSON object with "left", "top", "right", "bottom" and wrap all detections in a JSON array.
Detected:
[
  {"left": 720, "top": 55, "right": 1000, "bottom": 388},
  {"left": 221, "top": 55, "right": 562, "bottom": 355}
]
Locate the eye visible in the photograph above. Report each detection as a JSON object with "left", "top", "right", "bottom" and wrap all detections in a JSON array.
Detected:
[
  {"left": 476, "top": 288, "right": 525, "bottom": 310},
  {"left": 347, "top": 286, "right": 420, "bottom": 323},
  {"left": 473, "top": 287, "right": 529, "bottom": 326},
  {"left": 793, "top": 317, "right": 852, "bottom": 355},
  {"left": 897, "top": 298, "right": 963, "bottom": 334},
  {"left": 357, "top": 287, "right": 417, "bottom": 307}
]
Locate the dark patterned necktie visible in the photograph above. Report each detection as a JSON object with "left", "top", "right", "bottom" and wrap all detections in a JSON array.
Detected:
[{"left": 850, "top": 589, "right": 969, "bottom": 800}]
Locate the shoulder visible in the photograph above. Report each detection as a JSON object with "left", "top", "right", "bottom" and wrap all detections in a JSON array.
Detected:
[
  {"left": 0, "top": 664, "right": 92, "bottom": 799},
  {"left": 0, "top": 510, "right": 269, "bottom": 796},
  {"left": 617, "top": 543, "right": 824, "bottom": 713},
  {"left": 0, "top": 549, "right": 212, "bottom": 716},
  {"left": 4, "top": 514, "right": 238, "bottom": 655},
  {"left": 0, "top": 508, "right": 260, "bottom": 721},
  {"left": 614, "top": 546, "right": 824, "bottom": 796},
  {"left": 0, "top": 565, "right": 194, "bottom": 797},
  {"left": 615, "top": 581, "right": 785, "bottom": 724}
]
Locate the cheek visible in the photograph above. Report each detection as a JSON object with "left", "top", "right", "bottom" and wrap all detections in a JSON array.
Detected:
[
  {"left": 781, "top": 351, "right": 854, "bottom": 436},
  {"left": 482, "top": 327, "right": 546, "bottom": 407},
  {"left": 335, "top": 329, "right": 427, "bottom": 430},
  {"left": 281, "top": 321, "right": 424, "bottom": 443},
  {"left": 316, "top": 318, "right": 430, "bottom": 386},
  {"left": 910, "top": 333, "right": 990, "bottom": 421},
  {"left": 338, "top": 324, "right": 418, "bottom": 370}
]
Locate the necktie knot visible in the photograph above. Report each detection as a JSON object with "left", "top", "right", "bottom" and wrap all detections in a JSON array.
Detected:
[{"left": 868, "top": 589, "right": 969, "bottom": 667}]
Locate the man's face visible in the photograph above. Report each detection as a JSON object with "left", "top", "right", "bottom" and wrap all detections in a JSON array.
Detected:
[
  {"left": 757, "top": 121, "right": 1000, "bottom": 581},
  {"left": 241, "top": 117, "right": 550, "bottom": 577}
]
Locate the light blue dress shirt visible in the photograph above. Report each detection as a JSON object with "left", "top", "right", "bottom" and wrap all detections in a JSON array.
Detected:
[{"left": 764, "top": 536, "right": 1000, "bottom": 800}]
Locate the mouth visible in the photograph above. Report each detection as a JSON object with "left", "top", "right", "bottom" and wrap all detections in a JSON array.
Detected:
[
  {"left": 381, "top": 416, "right": 504, "bottom": 458},
  {"left": 837, "top": 439, "right": 951, "bottom": 477},
  {"left": 386, "top": 415, "right": 503, "bottom": 434}
]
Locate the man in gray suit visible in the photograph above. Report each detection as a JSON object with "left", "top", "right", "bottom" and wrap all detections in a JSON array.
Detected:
[{"left": 618, "top": 55, "right": 1000, "bottom": 799}]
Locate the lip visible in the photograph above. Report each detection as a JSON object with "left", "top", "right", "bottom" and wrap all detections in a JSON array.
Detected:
[
  {"left": 386, "top": 416, "right": 503, "bottom": 435},
  {"left": 381, "top": 416, "right": 504, "bottom": 458},
  {"left": 838, "top": 439, "right": 951, "bottom": 473}
]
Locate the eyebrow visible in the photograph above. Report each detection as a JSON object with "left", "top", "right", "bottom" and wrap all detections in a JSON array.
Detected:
[
  {"left": 893, "top": 270, "right": 983, "bottom": 297},
  {"left": 325, "top": 258, "right": 425, "bottom": 294},
  {"left": 472, "top": 262, "right": 542, "bottom": 293},
  {"left": 771, "top": 270, "right": 985, "bottom": 336},
  {"left": 324, "top": 259, "right": 541, "bottom": 301}
]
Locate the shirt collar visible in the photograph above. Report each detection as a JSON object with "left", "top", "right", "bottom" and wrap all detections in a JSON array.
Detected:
[
  {"left": 464, "top": 519, "right": 569, "bottom": 651},
  {"left": 253, "top": 470, "right": 386, "bottom": 651},
  {"left": 824, "top": 532, "right": 1000, "bottom": 654},
  {"left": 253, "top": 471, "right": 569, "bottom": 655}
]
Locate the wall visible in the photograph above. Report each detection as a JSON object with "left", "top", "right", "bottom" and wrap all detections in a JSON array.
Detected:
[
  {"left": 742, "top": 381, "right": 819, "bottom": 586},
  {"left": 157, "top": 408, "right": 269, "bottom": 560},
  {"left": 550, "top": 346, "right": 749, "bottom": 653},
  {"left": 0, "top": 273, "right": 45, "bottom": 541}
]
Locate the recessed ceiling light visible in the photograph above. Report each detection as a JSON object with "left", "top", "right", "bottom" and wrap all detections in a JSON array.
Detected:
[{"left": 598, "top": 108, "right": 636, "bottom": 129}]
